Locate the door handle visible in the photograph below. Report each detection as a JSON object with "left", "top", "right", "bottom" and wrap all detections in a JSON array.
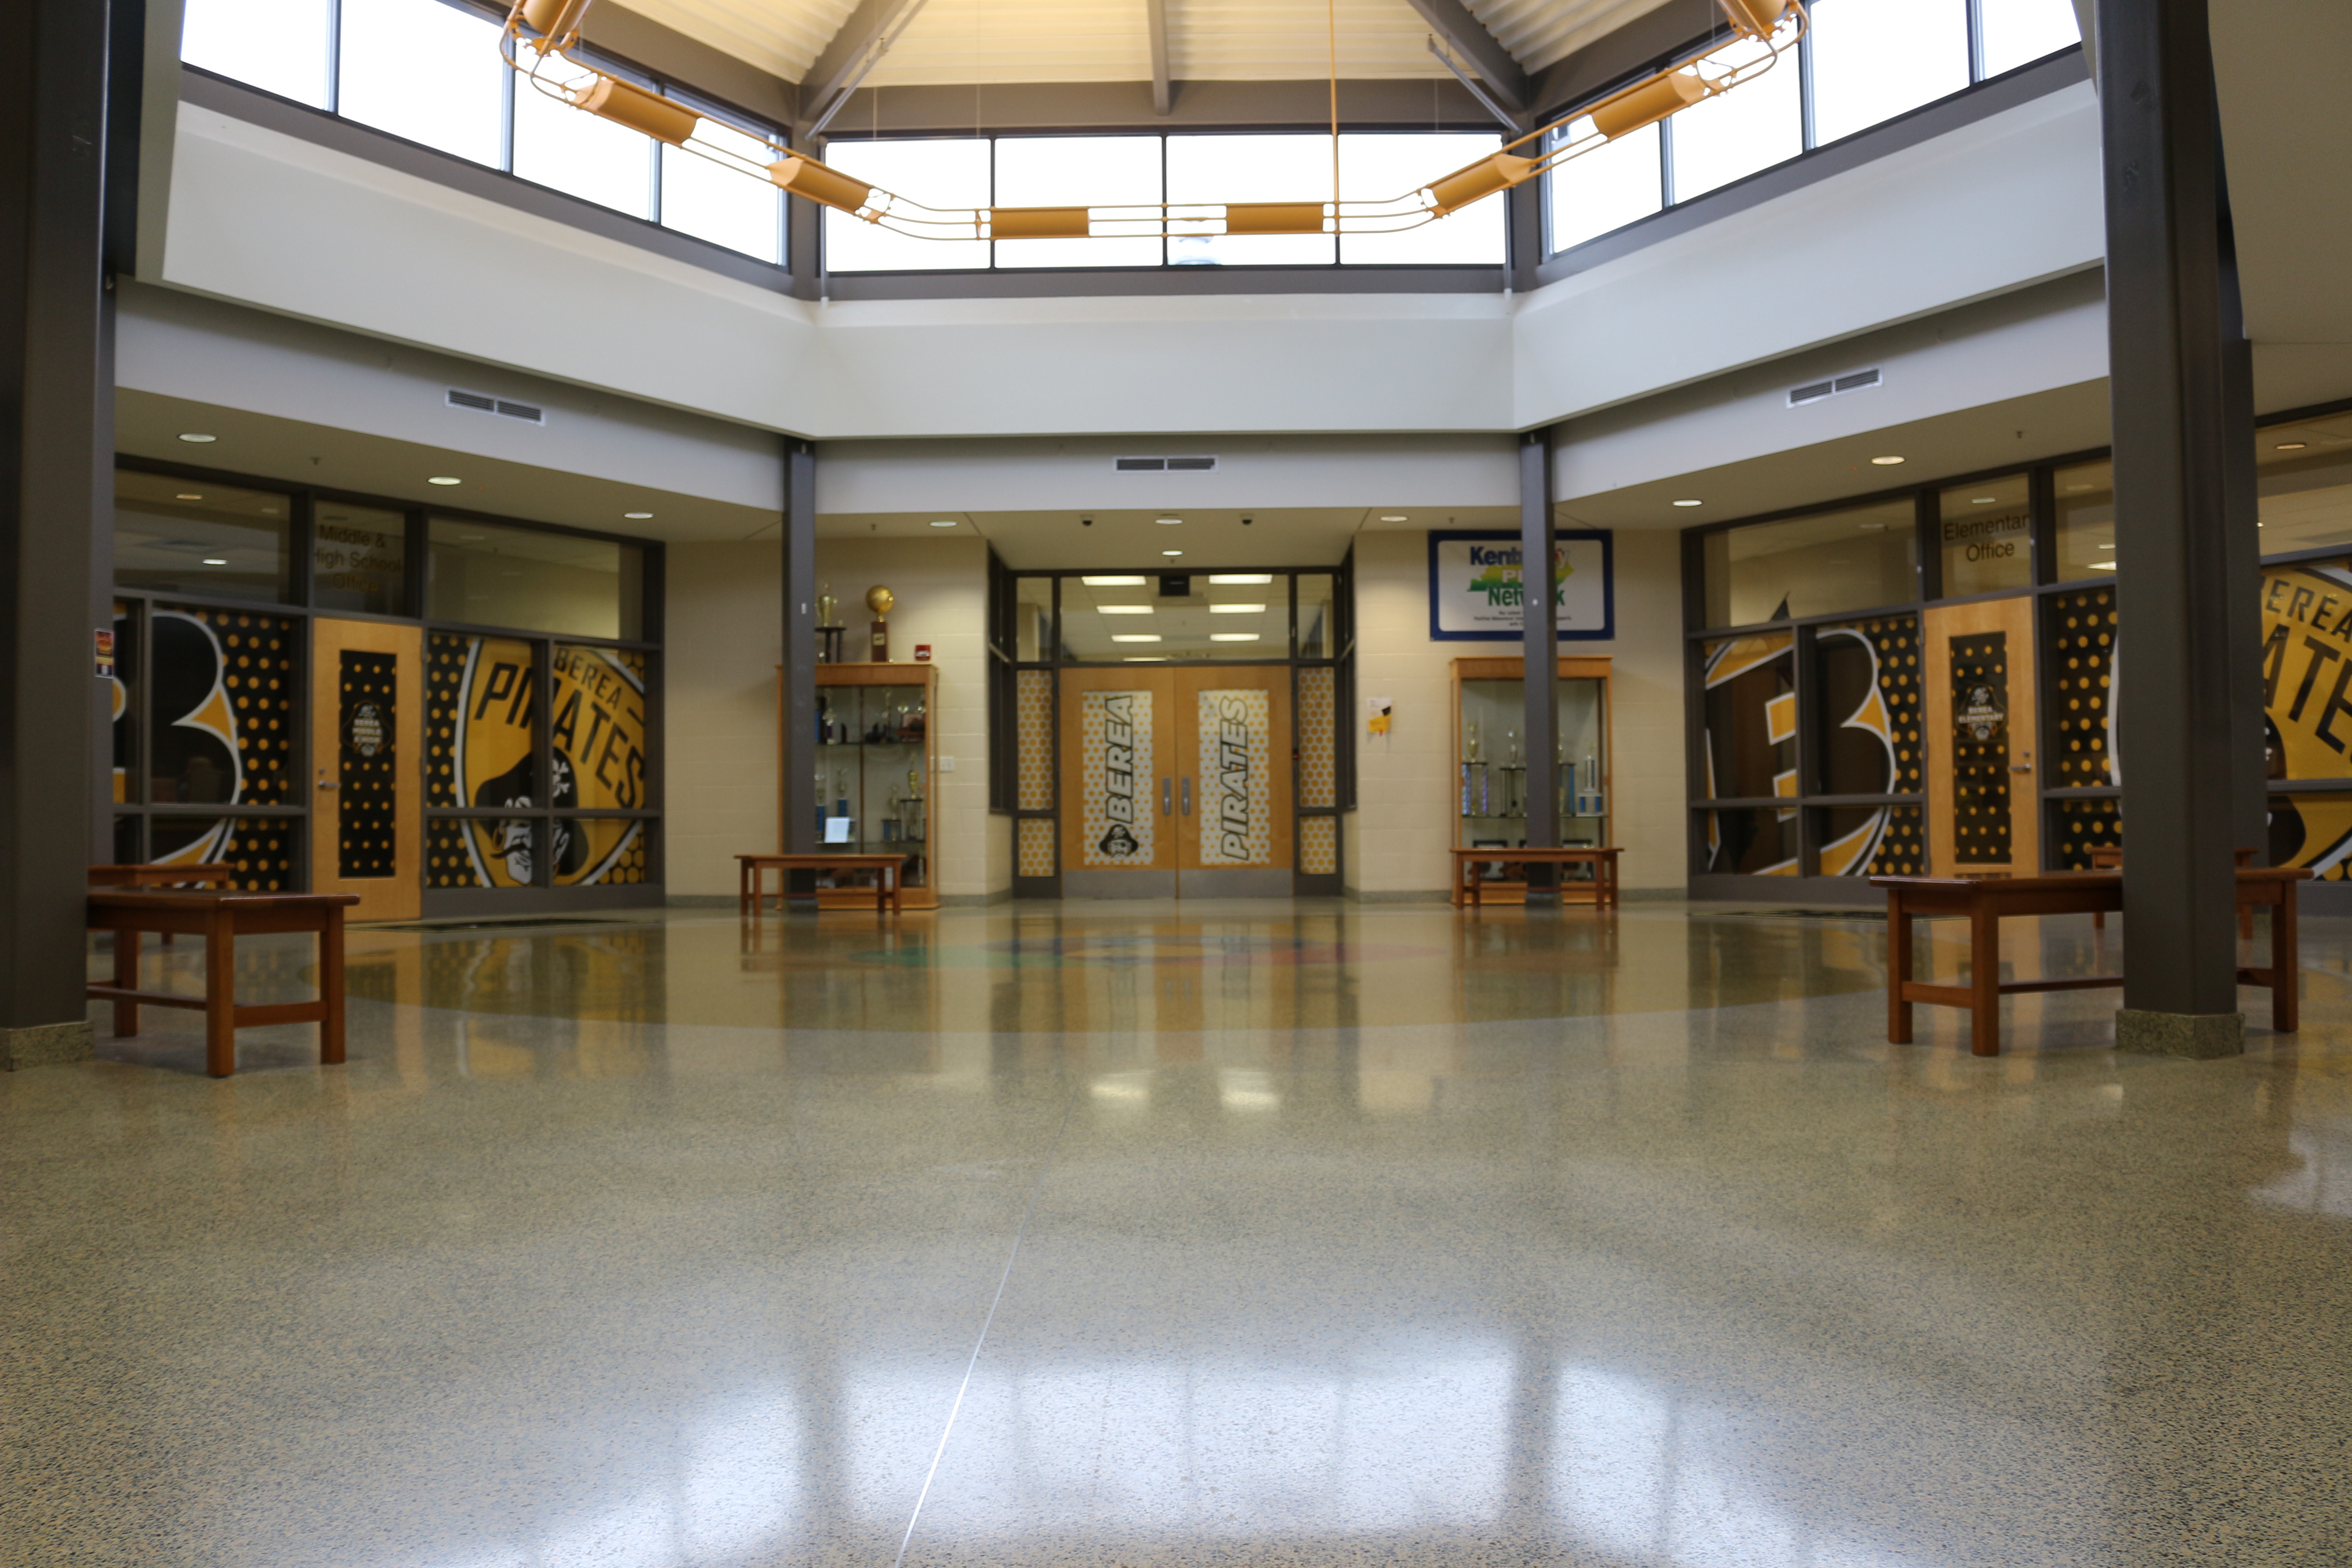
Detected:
[
  {"left": 1162, "top": 776, "right": 1172, "bottom": 816},
  {"left": 1180, "top": 777, "right": 1191, "bottom": 815},
  {"left": 2009, "top": 764, "right": 2033, "bottom": 774},
  {"left": 316, "top": 770, "right": 338, "bottom": 792}
]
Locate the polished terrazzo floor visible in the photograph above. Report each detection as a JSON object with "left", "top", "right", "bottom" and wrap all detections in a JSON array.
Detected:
[{"left": 10, "top": 899, "right": 2352, "bottom": 1567}]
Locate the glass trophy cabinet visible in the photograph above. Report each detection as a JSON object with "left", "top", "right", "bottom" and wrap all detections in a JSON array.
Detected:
[
  {"left": 1451, "top": 656, "right": 1612, "bottom": 904},
  {"left": 777, "top": 662, "right": 942, "bottom": 910}
]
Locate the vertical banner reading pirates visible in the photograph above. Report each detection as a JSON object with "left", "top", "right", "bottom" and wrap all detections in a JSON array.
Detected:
[
  {"left": 1079, "top": 690, "right": 1156, "bottom": 867},
  {"left": 1195, "top": 689, "right": 1273, "bottom": 865},
  {"left": 442, "top": 638, "right": 649, "bottom": 887}
]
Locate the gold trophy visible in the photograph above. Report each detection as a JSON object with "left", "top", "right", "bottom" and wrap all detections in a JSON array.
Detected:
[{"left": 867, "top": 585, "right": 895, "bottom": 662}]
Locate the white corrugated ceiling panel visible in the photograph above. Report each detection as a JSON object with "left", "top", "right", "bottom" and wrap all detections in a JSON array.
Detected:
[
  {"left": 1465, "top": 0, "right": 1680, "bottom": 74},
  {"left": 867, "top": 0, "right": 1156, "bottom": 87},
  {"left": 606, "top": 0, "right": 861, "bottom": 83}
]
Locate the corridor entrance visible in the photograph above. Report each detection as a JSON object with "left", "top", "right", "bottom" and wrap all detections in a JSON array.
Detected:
[{"left": 1059, "top": 665, "right": 1293, "bottom": 897}]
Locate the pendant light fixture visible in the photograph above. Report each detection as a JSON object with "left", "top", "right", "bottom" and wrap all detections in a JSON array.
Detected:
[{"left": 497, "top": 0, "right": 1807, "bottom": 242}]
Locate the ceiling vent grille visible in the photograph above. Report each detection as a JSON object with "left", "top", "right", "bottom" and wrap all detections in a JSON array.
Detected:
[
  {"left": 1788, "top": 367, "right": 1881, "bottom": 408},
  {"left": 448, "top": 388, "right": 545, "bottom": 425},
  {"left": 1115, "top": 455, "right": 1216, "bottom": 472}
]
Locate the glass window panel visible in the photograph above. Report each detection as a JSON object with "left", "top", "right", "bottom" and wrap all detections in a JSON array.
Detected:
[
  {"left": 1561, "top": 676, "right": 1607, "bottom": 829},
  {"left": 1979, "top": 0, "right": 2082, "bottom": 76},
  {"left": 434, "top": 817, "right": 541, "bottom": 889},
  {"left": 1938, "top": 474, "right": 2032, "bottom": 596},
  {"left": 1667, "top": 36, "right": 1802, "bottom": 201},
  {"left": 512, "top": 64, "right": 655, "bottom": 217},
  {"left": 1014, "top": 576, "right": 1055, "bottom": 661},
  {"left": 1701, "top": 498, "right": 1917, "bottom": 627},
  {"left": 182, "top": 0, "right": 333, "bottom": 108},
  {"left": 110, "top": 602, "right": 139, "bottom": 804},
  {"left": 2043, "top": 586, "right": 2117, "bottom": 789},
  {"left": 1808, "top": 0, "right": 1971, "bottom": 146},
  {"left": 1166, "top": 135, "right": 1335, "bottom": 268},
  {"left": 554, "top": 819, "right": 652, "bottom": 885},
  {"left": 553, "top": 646, "right": 652, "bottom": 810},
  {"left": 2053, "top": 459, "right": 2116, "bottom": 580},
  {"left": 312, "top": 502, "right": 410, "bottom": 615},
  {"left": 428, "top": 519, "right": 642, "bottom": 638},
  {"left": 2049, "top": 797, "right": 2121, "bottom": 871},
  {"left": 1295, "top": 575, "right": 1334, "bottom": 658},
  {"left": 1340, "top": 133, "right": 1505, "bottom": 266},
  {"left": 113, "top": 814, "right": 141, "bottom": 865},
  {"left": 1816, "top": 802, "right": 1924, "bottom": 876},
  {"left": 1058, "top": 575, "right": 1277, "bottom": 662},
  {"left": 2263, "top": 561, "right": 2352, "bottom": 782},
  {"left": 824, "top": 139, "right": 991, "bottom": 272},
  {"left": 151, "top": 816, "right": 298, "bottom": 891},
  {"left": 663, "top": 115, "right": 784, "bottom": 262},
  {"left": 993, "top": 136, "right": 1163, "bottom": 269},
  {"left": 1547, "top": 120, "right": 1661, "bottom": 253},
  {"left": 1814, "top": 615, "right": 1921, "bottom": 795},
  {"left": 2257, "top": 413, "right": 2352, "bottom": 556},
  {"left": 1456, "top": 677, "right": 1524, "bottom": 830},
  {"left": 1704, "top": 806, "right": 1798, "bottom": 875},
  {"left": 146, "top": 604, "right": 299, "bottom": 807},
  {"left": 336, "top": 0, "right": 505, "bottom": 166},
  {"left": 2270, "top": 792, "right": 2352, "bottom": 882},
  {"left": 115, "top": 471, "right": 294, "bottom": 604},
  {"left": 1702, "top": 632, "right": 1796, "bottom": 804}
]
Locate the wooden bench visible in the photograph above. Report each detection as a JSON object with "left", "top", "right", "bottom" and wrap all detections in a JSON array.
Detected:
[
  {"left": 2087, "top": 845, "right": 2256, "bottom": 935},
  {"left": 89, "top": 864, "right": 239, "bottom": 947},
  {"left": 1871, "top": 867, "right": 2309, "bottom": 1056},
  {"left": 87, "top": 891, "right": 359, "bottom": 1078},
  {"left": 1450, "top": 846, "right": 1622, "bottom": 909},
  {"left": 738, "top": 853, "right": 907, "bottom": 916}
]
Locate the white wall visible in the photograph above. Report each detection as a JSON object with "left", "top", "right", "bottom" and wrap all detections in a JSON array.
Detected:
[
  {"left": 662, "top": 536, "right": 1002, "bottom": 901},
  {"left": 1348, "top": 528, "right": 1686, "bottom": 897}
]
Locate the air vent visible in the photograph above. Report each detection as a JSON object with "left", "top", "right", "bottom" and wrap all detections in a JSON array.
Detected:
[
  {"left": 447, "top": 388, "right": 545, "bottom": 425},
  {"left": 1788, "top": 367, "right": 1882, "bottom": 408},
  {"left": 1115, "top": 455, "right": 1216, "bottom": 472}
]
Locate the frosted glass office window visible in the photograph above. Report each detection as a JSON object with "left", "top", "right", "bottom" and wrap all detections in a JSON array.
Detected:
[
  {"left": 1809, "top": 0, "right": 1970, "bottom": 146},
  {"left": 824, "top": 139, "right": 991, "bottom": 272},
  {"left": 1667, "top": 36, "right": 1802, "bottom": 201},
  {"left": 1166, "top": 135, "right": 1335, "bottom": 267},
  {"left": 1339, "top": 133, "right": 1504, "bottom": 265},
  {"left": 512, "top": 65, "right": 655, "bottom": 218},
  {"left": 182, "top": 0, "right": 333, "bottom": 108},
  {"left": 337, "top": 0, "right": 506, "bottom": 167},
  {"left": 994, "top": 137, "right": 1163, "bottom": 269},
  {"left": 663, "top": 117, "right": 784, "bottom": 263},
  {"left": 1979, "top": 0, "right": 2082, "bottom": 76},
  {"left": 1548, "top": 120, "right": 1661, "bottom": 253}
]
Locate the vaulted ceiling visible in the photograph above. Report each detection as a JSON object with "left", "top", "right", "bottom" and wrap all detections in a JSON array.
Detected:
[{"left": 603, "top": 0, "right": 1676, "bottom": 89}]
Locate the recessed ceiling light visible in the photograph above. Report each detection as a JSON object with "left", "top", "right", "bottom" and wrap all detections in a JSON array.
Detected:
[
  {"left": 177, "top": 432, "right": 216, "bottom": 443},
  {"left": 175, "top": 493, "right": 201, "bottom": 501},
  {"left": 2063, "top": 484, "right": 2092, "bottom": 492},
  {"left": 1123, "top": 656, "right": 1169, "bottom": 662},
  {"left": 1210, "top": 632, "right": 1260, "bottom": 642},
  {"left": 1971, "top": 496, "right": 1998, "bottom": 504},
  {"left": 1082, "top": 575, "right": 1146, "bottom": 587},
  {"left": 2098, "top": 544, "right": 2115, "bottom": 550},
  {"left": 428, "top": 476, "right": 462, "bottom": 486},
  {"left": 1161, "top": 549, "right": 1184, "bottom": 557},
  {"left": 2089, "top": 561, "right": 2117, "bottom": 571},
  {"left": 1156, "top": 516, "right": 1183, "bottom": 525},
  {"left": 1209, "top": 603, "right": 1264, "bottom": 613},
  {"left": 624, "top": 511, "right": 653, "bottom": 519},
  {"left": 1111, "top": 633, "right": 1163, "bottom": 643},
  {"left": 930, "top": 519, "right": 958, "bottom": 528},
  {"left": 201, "top": 558, "right": 228, "bottom": 565},
  {"left": 1098, "top": 604, "right": 1153, "bottom": 615},
  {"left": 1858, "top": 522, "right": 1887, "bottom": 532},
  {"left": 2277, "top": 441, "right": 2308, "bottom": 451},
  {"left": 1870, "top": 455, "right": 1905, "bottom": 466},
  {"left": 1379, "top": 514, "right": 1409, "bottom": 522},
  {"left": 1671, "top": 499, "right": 1702, "bottom": 508},
  {"left": 1209, "top": 573, "right": 1272, "bottom": 585}
]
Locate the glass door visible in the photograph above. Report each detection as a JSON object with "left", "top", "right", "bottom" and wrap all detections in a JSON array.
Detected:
[
  {"left": 1174, "top": 665, "right": 1293, "bottom": 896},
  {"left": 1060, "top": 666, "right": 1179, "bottom": 896}
]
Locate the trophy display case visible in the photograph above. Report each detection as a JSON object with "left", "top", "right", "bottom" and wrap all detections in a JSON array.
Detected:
[
  {"left": 778, "top": 661, "right": 943, "bottom": 910},
  {"left": 1452, "top": 657, "right": 1612, "bottom": 904}
]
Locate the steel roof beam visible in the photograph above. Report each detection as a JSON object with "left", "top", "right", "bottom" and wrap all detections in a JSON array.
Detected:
[{"left": 1400, "top": 0, "right": 1529, "bottom": 113}]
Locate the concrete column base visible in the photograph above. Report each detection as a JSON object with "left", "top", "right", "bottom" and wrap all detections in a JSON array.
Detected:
[
  {"left": 0, "top": 1019, "right": 94, "bottom": 1071},
  {"left": 2115, "top": 1009, "right": 2245, "bottom": 1058}
]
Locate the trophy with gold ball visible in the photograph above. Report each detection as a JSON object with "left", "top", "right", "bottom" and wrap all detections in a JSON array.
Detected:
[{"left": 866, "top": 585, "right": 894, "bottom": 662}]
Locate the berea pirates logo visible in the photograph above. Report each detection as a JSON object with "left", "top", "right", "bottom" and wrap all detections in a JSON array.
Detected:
[
  {"left": 454, "top": 639, "right": 646, "bottom": 887},
  {"left": 2263, "top": 563, "right": 2352, "bottom": 877},
  {"left": 1957, "top": 682, "right": 2005, "bottom": 741}
]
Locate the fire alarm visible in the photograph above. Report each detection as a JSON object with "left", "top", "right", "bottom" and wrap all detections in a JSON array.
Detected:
[{"left": 915, "top": 644, "right": 933, "bottom": 662}]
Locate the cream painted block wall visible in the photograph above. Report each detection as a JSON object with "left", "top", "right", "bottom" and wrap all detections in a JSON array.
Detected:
[
  {"left": 662, "top": 536, "right": 1003, "bottom": 900},
  {"left": 1347, "top": 529, "right": 1687, "bottom": 896}
]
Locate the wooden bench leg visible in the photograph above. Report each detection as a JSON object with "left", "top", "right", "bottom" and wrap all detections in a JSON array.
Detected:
[
  {"left": 739, "top": 861, "right": 750, "bottom": 918},
  {"left": 320, "top": 908, "right": 347, "bottom": 1066},
  {"left": 2274, "top": 889, "right": 2299, "bottom": 1034},
  {"left": 1887, "top": 891, "right": 1913, "bottom": 1044},
  {"left": 113, "top": 929, "right": 140, "bottom": 1038},
  {"left": 1970, "top": 903, "right": 2001, "bottom": 1056},
  {"left": 205, "top": 908, "right": 236, "bottom": 1078}
]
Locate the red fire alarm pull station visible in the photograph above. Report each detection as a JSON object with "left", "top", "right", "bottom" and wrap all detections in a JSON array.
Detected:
[{"left": 915, "top": 644, "right": 933, "bottom": 662}]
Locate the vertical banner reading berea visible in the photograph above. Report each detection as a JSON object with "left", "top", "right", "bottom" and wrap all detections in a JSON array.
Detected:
[
  {"left": 1196, "top": 689, "right": 1272, "bottom": 865},
  {"left": 1079, "top": 690, "right": 1155, "bottom": 866}
]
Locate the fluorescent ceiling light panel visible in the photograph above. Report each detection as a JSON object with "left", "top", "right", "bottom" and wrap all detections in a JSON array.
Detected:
[
  {"left": 1209, "top": 573, "right": 1272, "bottom": 585},
  {"left": 1209, "top": 603, "right": 1264, "bottom": 613},
  {"left": 1083, "top": 575, "right": 1147, "bottom": 586},
  {"left": 1210, "top": 632, "right": 1260, "bottom": 642},
  {"left": 1098, "top": 605, "right": 1154, "bottom": 614},
  {"left": 1111, "top": 634, "right": 1163, "bottom": 642}
]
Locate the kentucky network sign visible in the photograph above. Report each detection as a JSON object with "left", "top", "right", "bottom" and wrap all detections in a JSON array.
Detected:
[{"left": 1427, "top": 530, "right": 1614, "bottom": 641}]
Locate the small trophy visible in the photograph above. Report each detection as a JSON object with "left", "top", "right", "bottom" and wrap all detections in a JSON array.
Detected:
[
  {"left": 817, "top": 581, "right": 844, "bottom": 664},
  {"left": 867, "top": 585, "right": 895, "bottom": 662}
]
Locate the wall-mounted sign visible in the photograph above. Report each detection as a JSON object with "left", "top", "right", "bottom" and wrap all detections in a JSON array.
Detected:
[
  {"left": 1078, "top": 689, "right": 1155, "bottom": 867},
  {"left": 1427, "top": 529, "right": 1613, "bottom": 641}
]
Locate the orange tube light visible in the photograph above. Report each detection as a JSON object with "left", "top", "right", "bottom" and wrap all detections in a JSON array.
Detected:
[
  {"left": 1427, "top": 153, "right": 1538, "bottom": 217},
  {"left": 519, "top": 0, "right": 593, "bottom": 52},
  {"left": 1224, "top": 202, "right": 1328, "bottom": 236},
  {"left": 1589, "top": 70, "right": 1711, "bottom": 139},
  {"left": 767, "top": 155, "right": 876, "bottom": 213},
  {"left": 990, "top": 206, "right": 1093, "bottom": 240},
  {"left": 1720, "top": 0, "right": 1791, "bottom": 38},
  {"left": 567, "top": 75, "right": 698, "bottom": 145}
]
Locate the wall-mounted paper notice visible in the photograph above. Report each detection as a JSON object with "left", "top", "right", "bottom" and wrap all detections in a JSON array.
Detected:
[{"left": 824, "top": 818, "right": 855, "bottom": 844}]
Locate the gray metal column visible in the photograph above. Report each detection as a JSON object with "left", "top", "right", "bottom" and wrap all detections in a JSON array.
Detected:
[
  {"left": 781, "top": 440, "right": 818, "bottom": 864},
  {"left": 0, "top": 0, "right": 110, "bottom": 1068},
  {"left": 2097, "top": 0, "right": 2246, "bottom": 1055},
  {"left": 1520, "top": 429, "right": 1558, "bottom": 896}
]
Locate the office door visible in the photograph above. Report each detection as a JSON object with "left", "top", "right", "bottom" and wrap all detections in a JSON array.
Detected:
[
  {"left": 1923, "top": 597, "right": 2039, "bottom": 876},
  {"left": 310, "top": 618, "right": 423, "bottom": 921}
]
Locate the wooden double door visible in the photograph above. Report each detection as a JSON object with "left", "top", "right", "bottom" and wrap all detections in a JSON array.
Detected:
[{"left": 1058, "top": 665, "right": 1294, "bottom": 897}]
